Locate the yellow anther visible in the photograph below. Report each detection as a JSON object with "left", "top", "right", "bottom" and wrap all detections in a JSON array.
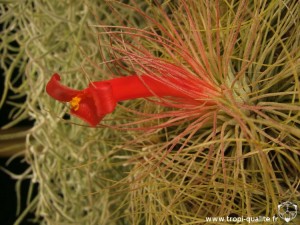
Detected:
[{"left": 70, "top": 96, "right": 81, "bottom": 111}]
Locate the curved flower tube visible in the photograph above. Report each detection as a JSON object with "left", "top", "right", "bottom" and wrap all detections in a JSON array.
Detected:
[{"left": 46, "top": 73, "right": 212, "bottom": 127}]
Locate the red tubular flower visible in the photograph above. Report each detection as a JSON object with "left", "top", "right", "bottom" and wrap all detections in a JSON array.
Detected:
[{"left": 46, "top": 71, "right": 214, "bottom": 127}]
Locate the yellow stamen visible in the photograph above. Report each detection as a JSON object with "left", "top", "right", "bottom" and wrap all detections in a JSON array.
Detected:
[{"left": 70, "top": 96, "right": 81, "bottom": 111}]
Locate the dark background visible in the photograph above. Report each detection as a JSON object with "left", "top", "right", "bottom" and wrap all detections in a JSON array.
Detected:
[{"left": 0, "top": 66, "right": 38, "bottom": 225}]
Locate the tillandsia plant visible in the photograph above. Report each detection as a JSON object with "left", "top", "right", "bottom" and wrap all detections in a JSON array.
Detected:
[
  {"left": 1, "top": 0, "right": 300, "bottom": 224},
  {"left": 44, "top": 0, "right": 300, "bottom": 223}
]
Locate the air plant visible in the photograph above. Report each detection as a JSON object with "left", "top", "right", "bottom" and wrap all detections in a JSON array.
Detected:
[{"left": 1, "top": 0, "right": 299, "bottom": 224}]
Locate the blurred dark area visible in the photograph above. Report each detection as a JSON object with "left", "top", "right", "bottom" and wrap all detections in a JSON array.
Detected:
[
  {"left": 0, "top": 64, "right": 38, "bottom": 224},
  {"left": 0, "top": 158, "right": 38, "bottom": 225}
]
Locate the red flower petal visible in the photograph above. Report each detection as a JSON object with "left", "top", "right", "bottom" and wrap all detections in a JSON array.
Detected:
[
  {"left": 46, "top": 74, "right": 81, "bottom": 102},
  {"left": 69, "top": 84, "right": 117, "bottom": 126},
  {"left": 70, "top": 96, "right": 104, "bottom": 127},
  {"left": 89, "top": 82, "right": 116, "bottom": 117}
]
